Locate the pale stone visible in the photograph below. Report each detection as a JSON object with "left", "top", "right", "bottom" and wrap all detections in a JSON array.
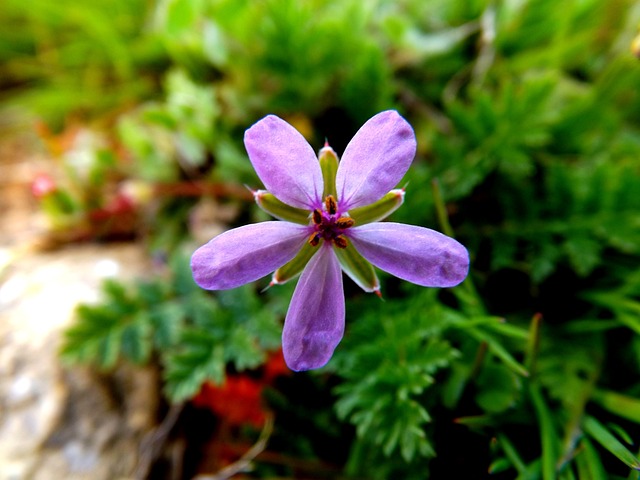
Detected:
[{"left": 0, "top": 243, "right": 159, "bottom": 480}]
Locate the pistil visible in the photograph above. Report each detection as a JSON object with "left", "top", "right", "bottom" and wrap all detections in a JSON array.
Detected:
[{"left": 308, "top": 196, "right": 355, "bottom": 249}]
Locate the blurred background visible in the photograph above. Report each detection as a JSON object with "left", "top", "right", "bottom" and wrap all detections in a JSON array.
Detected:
[{"left": 1, "top": 0, "right": 640, "bottom": 478}]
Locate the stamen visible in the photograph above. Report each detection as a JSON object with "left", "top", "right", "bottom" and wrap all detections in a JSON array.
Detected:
[
  {"left": 336, "top": 217, "right": 355, "bottom": 229},
  {"left": 312, "top": 209, "right": 322, "bottom": 225},
  {"left": 308, "top": 233, "right": 321, "bottom": 247},
  {"left": 311, "top": 197, "right": 354, "bottom": 248},
  {"left": 334, "top": 235, "right": 348, "bottom": 249},
  {"left": 325, "top": 195, "right": 337, "bottom": 215}
]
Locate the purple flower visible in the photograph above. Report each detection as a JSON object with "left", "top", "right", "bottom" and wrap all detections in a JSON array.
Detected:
[{"left": 191, "top": 111, "right": 469, "bottom": 371}]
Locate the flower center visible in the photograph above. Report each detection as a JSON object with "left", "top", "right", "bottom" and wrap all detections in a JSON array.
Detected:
[{"left": 308, "top": 195, "right": 354, "bottom": 249}]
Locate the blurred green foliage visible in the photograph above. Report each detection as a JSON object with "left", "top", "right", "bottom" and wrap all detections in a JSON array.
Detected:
[
  {"left": 0, "top": 0, "right": 166, "bottom": 127},
  {"left": 4, "top": 0, "right": 640, "bottom": 477},
  {"left": 60, "top": 251, "right": 283, "bottom": 402}
]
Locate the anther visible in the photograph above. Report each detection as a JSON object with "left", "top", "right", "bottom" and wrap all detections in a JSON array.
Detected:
[
  {"left": 334, "top": 235, "right": 348, "bottom": 249},
  {"left": 308, "top": 233, "right": 321, "bottom": 247},
  {"left": 336, "top": 217, "right": 354, "bottom": 229},
  {"left": 325, "top": 195, "right": 337, "bottom": 215},
  {"left": 312, "top": 209, "right": 322, "bottom": 225}
]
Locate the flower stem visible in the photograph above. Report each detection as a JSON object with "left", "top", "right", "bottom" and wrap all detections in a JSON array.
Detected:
[{"left": 431, "top": 178, "right": 455, "bottom": 239}]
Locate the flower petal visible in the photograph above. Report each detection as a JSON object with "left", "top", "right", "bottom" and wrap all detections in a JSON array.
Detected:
[
  {"left": 349, "top": 223, "right": 469, "bottom": 287},
  {"left": 282, "top": 244, "right": 345, "bottom": 371},
  {"left": 336, "top": 110, "right": 416, "bottom": 210},
  {"left": 244, "top": 115, "right": 323, "bottom": 210},
  {"left": 191, "top": 222, "right": 308, "bottom": 290}
]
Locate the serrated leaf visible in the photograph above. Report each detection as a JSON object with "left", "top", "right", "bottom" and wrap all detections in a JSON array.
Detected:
[
  {"left": 225, "top": 327, "right": 265, "bottom": 370},
  {"left": 97, "top": 330, "right": 122, "bottom": 369},
  {"left": 121, "top": 316, "right": 152, "bottom": 364},
  {"left": 165, "top": 341, "right": 225, "bottom": 402}
]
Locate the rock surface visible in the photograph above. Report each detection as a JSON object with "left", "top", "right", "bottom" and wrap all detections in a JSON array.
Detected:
[
  {"left": 1, "top": 133, "right": 162, "bottom": 480},
  {"left": 0, "top": 244, "right": 159, "bottom": 480}
]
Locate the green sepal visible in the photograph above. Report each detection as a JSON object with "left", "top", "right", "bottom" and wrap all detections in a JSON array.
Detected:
[
  {"left": 319, "top": 146, "right": 338, "bottom": 199},
  {"left": 272, "top": 241, "right": 319, "bottom": 285},
  {"left": 348, "top": 189, "right": 405, "bottom": 225},
  {"left": 254, "top": 190, "right": 310, "bottom": 224},
  {"left": 334, "top": 244, "right": 380, "bottom": 293}
]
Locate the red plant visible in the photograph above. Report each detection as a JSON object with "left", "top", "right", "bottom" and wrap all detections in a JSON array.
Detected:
[
  {"left": 192, "top": 349, "right": 290, "bottom": 428},
  {"left": 193, "top": 376, "right": 266, "bottom": 428}
]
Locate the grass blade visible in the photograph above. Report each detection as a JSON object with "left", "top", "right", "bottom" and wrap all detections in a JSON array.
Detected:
[{"left": 583, "top": 415, "right": 640, "bottom": 471}]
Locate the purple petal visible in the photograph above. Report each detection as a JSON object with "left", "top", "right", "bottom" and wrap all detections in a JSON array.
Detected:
[
  {"left": 282, "top": 244, "right": 345, "bottom": 371},
  {"left": 191, "top": 222, "right": 308, "bottom": 290},
  {"left": 336, "top": 110, "right": 416, "bottom": 210},
  {"left": 244, "top": 115, "right": 323, "bottom": 210},
  {"left": 349, "top": 223, "right": 469, "bottom": 287}
]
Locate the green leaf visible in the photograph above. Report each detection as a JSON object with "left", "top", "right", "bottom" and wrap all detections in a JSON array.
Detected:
[
  {"left": 592, "top": 389, "right": 640, "bottom": 424},
  {"left": 165, "top": 339, "right": 226, "bottom": 402},
  {"left": 583, "top": 415, "right": 640, "bottom": 471},
  {"left": 496, "top": 433, "right": 527, "bottom": 474},
  {"left": 476, "top": 363, "right": 522, "bottom": 413},
  {"left": 530, "top": 384, "right": 560, "bottom": 480},
  {"left": 467, "top": 327, "right": 529, "bottom": 377},
  {"left": 334, "top": 285, "right": 462, "bottom": 464},
  {"left": 563, "top": 235, "right": 602, "bottom": 277},
  {"left": 575, "top": 438, "right": 608, "bottom": 480},
  {"left": 120, "top": 315, "right": 152, "bottom": 364},
  {"left": 489, "top": 457, "right": 511, "bottom": 474},
  {"left": 97, "top": 330, "right": 122, "bottom": 369},
  {"left": 150, "top": 301, "right": 184, "bottom": 348}
]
